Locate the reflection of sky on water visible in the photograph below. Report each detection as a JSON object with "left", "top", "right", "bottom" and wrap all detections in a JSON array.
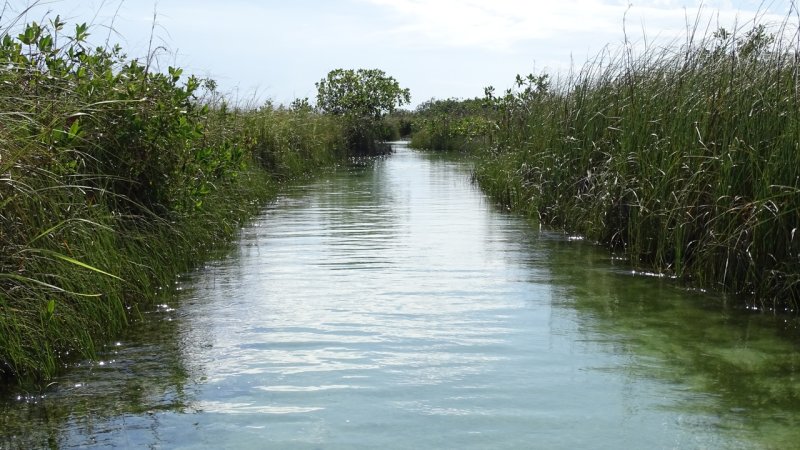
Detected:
[
  {"left": 165, "top": 145, "right": 737, "bottom": 449},
  {"left": 5, "top": 144, "right": 799, "bottom": 449}
]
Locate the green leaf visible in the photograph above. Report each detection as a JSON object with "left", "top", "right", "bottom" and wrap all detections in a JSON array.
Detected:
[
  {"left": 168, "top": 66, "right": 183, "bottom": 82},
  {"left": 29, "top": 218, "right": 113, "bottom": 245},
  {"left": 51, "top": 15, "right": 65, "bottom": 32},
  {"left": 38, "top": 34, "right": 53, "bottom": 52},
  {"left": 0, "top": 273, "right": 102, "bottom": 297},
  {"left": 26, "top": 249, "right": 124, "bottom": 281},
  {"left": 75, "top": 23, "right": 89, "bottom": 42},
  {"left": 68, "top": 118, "right": 82, "bottom": 139}
]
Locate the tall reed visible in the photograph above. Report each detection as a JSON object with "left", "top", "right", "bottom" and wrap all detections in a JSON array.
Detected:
[{"left": 424, "top": 17, "right": 800, "bottom": 310}]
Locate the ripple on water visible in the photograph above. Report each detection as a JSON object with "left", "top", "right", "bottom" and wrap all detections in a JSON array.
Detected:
[{"left": 4, "top": 145, "right": 797, "bottom": 450}]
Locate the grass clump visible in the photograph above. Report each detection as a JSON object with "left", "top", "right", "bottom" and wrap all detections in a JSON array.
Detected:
[
  {"left": 0, "top": 15, "right": 346, "bottom": 383},
  {"left": 413, "top": 16, "right": 800, "bottom": 311}
]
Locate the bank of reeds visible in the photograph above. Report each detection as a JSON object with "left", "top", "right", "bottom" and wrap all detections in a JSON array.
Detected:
[
  {"left": 410, "top": 98, "right": 493, "bottom": 152},
  {"left": 0, "top": 17, "right": 346, "bottom": 383},
  {"left": 419, "top": 19, "right": 800, "bottom": 310}
]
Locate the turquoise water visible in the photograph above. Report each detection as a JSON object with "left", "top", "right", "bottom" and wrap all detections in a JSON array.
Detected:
[{"left": 2, "top": 143, "right": 799, "bottom": 449}]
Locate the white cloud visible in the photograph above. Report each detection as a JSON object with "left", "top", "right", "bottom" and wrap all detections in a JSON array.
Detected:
[
  {"left": 9, "top": 0, "right": 797, "bottom": 106},
  {"left": 362, "top": 0, "right": 623, "bottom": 50},
  {"left": 360, "top": 0, "right": 795, "bottom": 52}
]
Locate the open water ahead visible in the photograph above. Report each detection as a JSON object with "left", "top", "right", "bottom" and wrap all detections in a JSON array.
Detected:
[{"left": 3, "top": 143, "right": 800, "bottom": 449}]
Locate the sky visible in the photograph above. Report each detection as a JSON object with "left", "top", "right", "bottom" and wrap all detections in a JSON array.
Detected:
[{"left": 6, "top": 0, "right": 797, "bottom": 108}]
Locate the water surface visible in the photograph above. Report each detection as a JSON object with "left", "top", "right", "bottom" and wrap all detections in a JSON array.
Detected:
[{"left": 3, "top": 143, "right": 800, "bottom": 449}]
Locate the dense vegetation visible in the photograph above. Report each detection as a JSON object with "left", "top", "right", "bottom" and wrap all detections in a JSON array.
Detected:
[
  {"left": 5, "top": 5, "right": 797, "bottom": 386},
  {"left": 410, "top": 98, "right": 492, "bottom": 152},
  {"left": 411, "top": 22, "right": 800, "bottom": 310},
  {"left": 0, "top": 16, "right": 406, "bottom": 383},
  {"left": 316, "top": 68, "right": 411, "bottom": 154}
]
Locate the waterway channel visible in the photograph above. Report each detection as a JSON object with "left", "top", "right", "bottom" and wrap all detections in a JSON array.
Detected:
[{"left": 2, "top": 143, "right": 800, "bottom": 449}]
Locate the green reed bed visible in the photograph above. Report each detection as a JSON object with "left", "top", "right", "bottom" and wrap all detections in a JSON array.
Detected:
[
  {"left": 427, "top": 21, "right": 800, "bottom": 310},
  {"left": 0, "top": 17, "right": 347, "bottom": 383}
]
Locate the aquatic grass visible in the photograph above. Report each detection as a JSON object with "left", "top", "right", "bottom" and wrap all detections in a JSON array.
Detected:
[
  {"left": 245, "top": 102, "right": 347, "bottom": 177},
  {"left": 444, "top": 13, "right": 800, "bottom": 310}
]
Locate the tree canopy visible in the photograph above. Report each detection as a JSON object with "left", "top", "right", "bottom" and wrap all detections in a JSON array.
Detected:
[{"left": 316, "top": 68, "right": 410, "bottom": 120}]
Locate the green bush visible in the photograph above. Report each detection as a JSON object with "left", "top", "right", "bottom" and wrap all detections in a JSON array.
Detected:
[{"left": 409, "top": 98, "right": 492, "bottom": 152}]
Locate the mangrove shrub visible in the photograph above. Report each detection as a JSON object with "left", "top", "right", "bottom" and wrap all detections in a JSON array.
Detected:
[{"left": 316, "top": 68, "right": 410, "bottom": 155}]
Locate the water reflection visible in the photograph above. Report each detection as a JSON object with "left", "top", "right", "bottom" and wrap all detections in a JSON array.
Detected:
[
  {"left": 540, "top": 234, "right": 800, "bottom": 448},
  {"left": 2, "top": 144, "right": 799, "bottom": 449},
  {"left": 0, "top": 299, "right": 193, "bottom": 449}
]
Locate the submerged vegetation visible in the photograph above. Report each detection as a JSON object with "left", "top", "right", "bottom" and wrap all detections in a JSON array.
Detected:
[
  {"left": 411, "top": 19, "right": 800, "bottom": 310},
  {"left": 0, "top": 14, "right": 406, "bottom": 383}
]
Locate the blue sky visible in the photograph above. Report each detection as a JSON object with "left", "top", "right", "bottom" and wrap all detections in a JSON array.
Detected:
[{"left": 8, "top": 0, "right": 796, "bottom": 108}]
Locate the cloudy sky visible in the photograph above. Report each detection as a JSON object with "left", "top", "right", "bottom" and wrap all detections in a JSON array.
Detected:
[{"left": 7, "top": 0, "right": 796, "bottom": 107}]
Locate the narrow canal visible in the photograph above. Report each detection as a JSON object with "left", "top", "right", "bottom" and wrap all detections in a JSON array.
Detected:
[{"left": 3, "top": 143, "right": 800, "bottom": 449}]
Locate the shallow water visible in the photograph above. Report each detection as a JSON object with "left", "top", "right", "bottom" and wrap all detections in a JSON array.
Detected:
[{"left": 3, "top": 143, "right": 800, "bottom": 449}]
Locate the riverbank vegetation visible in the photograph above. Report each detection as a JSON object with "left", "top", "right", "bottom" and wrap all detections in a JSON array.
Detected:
[
  {"left": 410, "top": 98, "right": 492, "bottom": 152},
  {"left": 411, "top": 20, "right": 800, "bottom": 311},
  {"left": 316, "top": 68, "right": 411, "bottom": 155},
  {"left": 0, "top": 15, "right": 408, "bottom": 383}
]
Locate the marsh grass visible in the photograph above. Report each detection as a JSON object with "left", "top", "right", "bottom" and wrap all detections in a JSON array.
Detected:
[
  {"left": 428, "top": 15, "right": 800, "bottom": 310},
  {"left": 0, "top": 15, "right": 347, "bottom": 383},
  {"left": 410, "top": 98, "right": 493, "bottom": 152}
]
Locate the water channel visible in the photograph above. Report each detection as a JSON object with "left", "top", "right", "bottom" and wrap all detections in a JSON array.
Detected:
[{"left": 2, "top": 143, "right": 800, "bottom": 449}]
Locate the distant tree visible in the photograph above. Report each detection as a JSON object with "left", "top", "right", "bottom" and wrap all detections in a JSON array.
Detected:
[{"left": 316, "top": 68, "right": 410, "bottom": 155}]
